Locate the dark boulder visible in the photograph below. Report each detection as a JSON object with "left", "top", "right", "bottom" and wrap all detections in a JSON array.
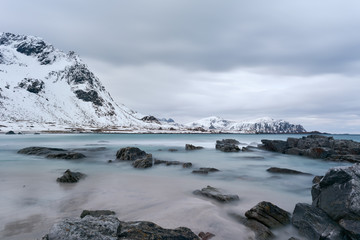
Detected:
[
  {"left": 80, "top": 210, "right": 116, "bottom": 219},
  {"left": 116, "top": 147, "right": 147, "bottom": 161},
  {"left": 56, "top": 169, "right": 85, "bottom": 183},
  {"left": 46, "top": 152, "right": 86, "bottom": 159},
  {"left": 229, "top": 213, "right": 274, "bottom": 240},
  {"left": 266, "top": 167, "right": 312, "bottom": 176},
  {"left": 216, "top": 139, "right": 240, "bottom": 152},
  {"left": 5, "top": 130, "right": 16, "bottom": 135},
  {"left": 245, "top": 201, "right": 291, "bottom": 229},
  {"left": 311, "top": 164, "right": 360, "bottom": 221},
  {"left": 193, "top": 185, "right": 239, "bottom": 203},
  {"left": 186, "top": 144, "right": 204, "bottom": 150},
  {"left": 18, "top": 78, "right": 44, "bottom": 94},
  {"left": 292, "top": 203, "right": 346, "bottom": 240}
]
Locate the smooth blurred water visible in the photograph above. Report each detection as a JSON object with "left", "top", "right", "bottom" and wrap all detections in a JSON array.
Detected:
[{"left": 0, "top": 133, "right": 356, "bottom": 239}]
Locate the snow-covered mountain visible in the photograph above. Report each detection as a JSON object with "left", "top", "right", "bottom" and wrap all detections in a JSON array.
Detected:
[
  {"left": 0, "top": 32, "right": 162, "bottom": 131},
  {"left": 186, "top": 116, "right": 306, "bottom": 133}
]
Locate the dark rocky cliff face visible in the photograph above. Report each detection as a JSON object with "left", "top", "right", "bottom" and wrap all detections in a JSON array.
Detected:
[
  {"left": 18, "top": 78, "right": 44, "bottom": 94},
  {"left": 75, "top": 90, "right": 104, "bottom": 106}
]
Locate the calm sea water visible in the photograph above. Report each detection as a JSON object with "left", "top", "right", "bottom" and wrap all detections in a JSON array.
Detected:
[{"left": 0, "top": 133, "right": 358, "bottom": 240}]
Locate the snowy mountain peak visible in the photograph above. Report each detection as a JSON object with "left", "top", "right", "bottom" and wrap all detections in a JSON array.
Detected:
[{"left": 0, "top": 32, "right": 153, "bottom": 129}]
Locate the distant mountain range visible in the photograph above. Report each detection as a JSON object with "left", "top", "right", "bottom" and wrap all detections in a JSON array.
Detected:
[
  {"left": 185, "top": 116, "right": 306, "bottom": 133},
  {"left": 0, "top": 32, "right": 306, "bottom": 134}
]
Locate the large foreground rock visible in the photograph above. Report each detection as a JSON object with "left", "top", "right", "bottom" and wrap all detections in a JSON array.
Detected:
[
  {"left": 260, "top": 135, "right": 360, "bottom": 163},
  {"left": 245, "top": 201, "right": 291, "bottom": 228},
  {"left": 216, "top": 139, "right": 240, "bottom": 152},
  {"left": 43, "top": 215, "right": 199, "bottom": 240},
  {"left": 311, "top": 164, "right": 360, "bottom": 221},
  {"left": 292, "top": 203, "right": 346, "bottom": 240},
  {"left": 193, "top": 185, "right": 239, "bottom": 203}
]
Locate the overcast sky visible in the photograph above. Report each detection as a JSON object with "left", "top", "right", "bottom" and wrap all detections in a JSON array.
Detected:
[{"left": 1, "top": 0, "right": 360, "bottom": 133}]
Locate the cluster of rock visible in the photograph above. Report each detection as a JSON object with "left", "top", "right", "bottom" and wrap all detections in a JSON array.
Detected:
[
  {"left": 18, "top": 146, "right": 86, "bottom": 159},
  {"left": 260, "top": 135, "right": 360, "bottom": 163},
  {"left": 42, "top": 210, "right": 200, "bottom": 240},
  {"left": 115, "top": 146, "right": 192, "bottom": 169},
  {"left": 186, "top": 144, "right": 204, "bottom": 150},
  {"left": 216, "top": 139, "right": 241, "bottom": 152}
]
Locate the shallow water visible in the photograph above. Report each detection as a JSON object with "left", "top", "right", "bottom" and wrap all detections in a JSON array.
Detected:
[{"left": 0, "top": 133, "right": 356, "bottom": 239}]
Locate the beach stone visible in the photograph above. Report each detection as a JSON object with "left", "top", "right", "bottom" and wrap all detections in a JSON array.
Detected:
[
  {"left": 56, "top": 169, "right": 86, "bottom": 183},
  {"left": 229, "top": 213, "right": 274, "bottom": 240},
  {"left": 46, "top": 152, "right": 86, "bottom": 159},
  {"left": 80, "top": 210, "right": 116, "bottom": 218},
  {"left": 186, "top": 144, "right": 204, "bottom": 150},
  {"left": 311, "top": 164, "right": 360, "bottom": 221},
  {"left": 5, "top": 130, "right": 16, "bottom": 135},
  {"left": 18, "top": 146, "right": 66, "bottom": 155},
  {"left": 261, "top": 140, "right": 288, "bottom": 153},
  {"left": 116, "top": 147, "right": 147, "bottom": 161},
  {"left": 216, "top": 139, "right": 240, "bottom": 152},
  {"left": 245, "top": 201, "right": 291, "bottom": 228},
  {"left": 292, "top": 203, "right": 346, "bottom": 240},
  {"left": 193, "top": 185, "right": 239, "bottom": 203},
  {"left": 266, "top": 167, "right": 312, "bottom": 176}
]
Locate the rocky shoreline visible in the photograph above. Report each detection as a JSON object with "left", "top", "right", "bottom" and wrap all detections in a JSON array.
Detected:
[{"left": 14, "top": 135, "right": 360, "bottom": 239}]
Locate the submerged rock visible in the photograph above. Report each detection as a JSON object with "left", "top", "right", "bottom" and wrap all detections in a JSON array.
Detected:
[
  {"left": 80, "top": 210, "right": 116, "bottom": 219},
  {"left": 43, "top": 214, "right": 200, "bottom": 240},
  {"left": 18, "top": 146, "right": 66, "bottom": 155},
  {"left": 56, "top": 169, "right": 85, "bottom": 183},
  {"left": 198, "top": 231, "right": 215, "bottom": 240},
  {"left": 266, "top": 167, "right": 312, "bottom": 176},
  {"left": 186, "top": 144, "right": 204, "bottom": 150},
  {"left": 46, "top": 152, "right": 86, "bottom": 159},
  {"left": 192, "top": 168, "right": 220, "bottom": 175},
  {"left": 216, "top": 139, "right": 240, "bottom": 152},
  {"left": 245, "top": 201, "right": 291, "bottom": 229},
  {"left": 193, "top": 185, "right": 239, "bottom": 203},
  {"left": 132, "top": 154, "right": 153, "bottom": 169}
]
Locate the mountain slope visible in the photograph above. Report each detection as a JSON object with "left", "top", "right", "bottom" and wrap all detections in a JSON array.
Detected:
[
  {"left": 186, "top": 116, "right": 306, "bottom": 133},
  {"left": 0, "top": 32, "right": 151, "bottom": 129}
]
